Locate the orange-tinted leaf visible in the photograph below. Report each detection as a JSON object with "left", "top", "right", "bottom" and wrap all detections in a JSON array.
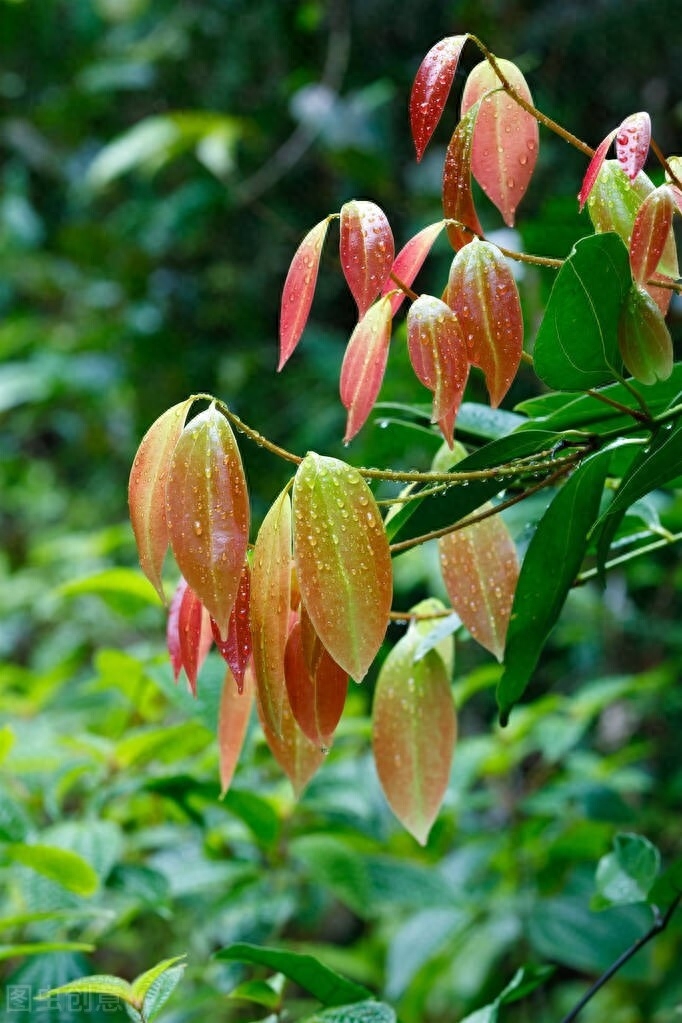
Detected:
[
  {"left": 285, "top": 611, "right": 348, "bottom": 748},
  {"left": 382, "top": 221, "right": 445, "bottom": 315},
  {"left": 442, "top": 103, "right": 484, "bottom": 250},
  {"left": 218, "top": 664, "right": 254, "bottom": 797},
  {"left": 129, "top": 397, "right": 195, "bottom": 601},
  {"left": 339, "top": 296, "right": 393, "bottom": 444},
  {"left": 438, "top": 507, "right": 519, "bottom": 661},
  {"left": 629, "top": 185, "right": 675, "bottom": 285},
  {"left": 461, "top": 58, "right": 539, "bottom": 226},
  {"left": 293, "top": 453, "right": 392, "bottom": 681},
  {"left": 251, "top": 490, "right": 292, "bottom": 737},
  {"left": 618, "top": 284, "right": 673, "bottom": 385},
  {"left": 645, "top": 272, "right": 674, "bottom": 317},
  {"left": 256, "top": 681, "right": 325, "bottom": 799},
  {"left": 444, "top": 238, "right": 523, "bottom": 406},
  {"left": 278, "top": 217, "right": 330, "bottom": 370},
  {"left": 211, "top": 560, "right": 251, "bottom": 692},
  {"left": 166, "top": 403, "right": 249, "bottom": 638},
  {"left": 406, "top": 294, "right": 469, "bottom": 447},
  {"left": 615, "top": 111, "right": 651, "bottom": 181},
  {"left": 178, "top": 583, "right": 213, "bottom": 695},
  {"left": 578, "top": 129, "right": 616, "bottom": 211},
  {"left": 372, "top": 629, "right": 456, "bottom": 845},
  {"left": 340, "top": 201, "right": 395, "bottom": 318},
  {"left": 410, "top": 35, "right": 467, "bottom": 162}
]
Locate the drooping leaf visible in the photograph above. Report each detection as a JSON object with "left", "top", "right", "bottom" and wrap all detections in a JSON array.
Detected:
[
  {"left": 629, "top": 184, "right": 675, "bottom": 285},
  {"left": 257, "top": 678, "right": 325, "bottom": 798},
  {"left": 407, "top": 294, "right": 469, "bottom": 446},
  {"left": 293, "top": 453, "right": 392, "bottom": 681},
  {"left": 339, "top": 296, "right": 393, "bottom": 444},
  {"left": 410, "top": 35, "right": 468, "bottom": 161},
  {"left": 439, "top": 506, "right": 519, "bottom": 662},
  {"left": 218, "top": 665, "right": 254, "bottom": 796},
  {"left": 177, "top": 581, "right": 213, "bottom": 695},
  {"left": 595, "top": 833, "right": 660, "bottom": 909},
  {"left": 533, "top": 233, "right": 631, "bottom": 390},
  {"left": 129, "top": 397, "right": 195, "bottom": 601},
  {"left": 578, "top": 129, "right": 616, "bottom": 211},
  {"left": 372, "top": 629, "right": 457, "bottom": 845},
  {"left": 615, "top": 111, "right": 651, "bottom": 181},
  {"left": 166, "top": 403, "right": 250, "bottom": 638},
  {"left": 442, "top": 103, "right": 484, "bottom": 250},
  {"left": 251, "top": 489, "right": 292, "bottom": 737},
  {"left": 166, "top": 577, "right": 186, "bottom": 680},
  {"left": 211, "top": 559, "right": 252, "bottom": 690},
  {"left": 461, "top": 58, "right": 539, "bottom": 226},
  {"left": 279, "top": 217, "right": 331, "bottom": 369},
  {"left": 382, "top": 221, "right": 445, "bottom": 315},
  {"left": 339, "top": 201, "right": 395, "bottom": 318},
  {"left": 497, "top": 449, "right": 612, "bottom": 724},
  {"left": 445, "top": 237, "right": 522, "bottom": 406},
  {"left": 284, "top": 611, "right": 348, "bottom": 748},
  {"left": 618, "top": 284, "right": 673, "bottom": 385}
]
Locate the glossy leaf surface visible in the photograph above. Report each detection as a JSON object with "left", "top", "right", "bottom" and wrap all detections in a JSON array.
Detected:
[
  {"left": 177, "top": 581, "right": 213, "bottom": 695},
  {"left": 382, "top": 222, "right": 445, "bottom": 315},
  {"left": 218, "top": 664, "right": 254, "bottom": 796},
  {"left": 372, "top": 629, "right": 456, "bottom": 845},
  {"left": 407, "top": 294, "right": 469, "bottom": 446},
  {"left": 439, "top": 507, "right": 519, "bottom": 661},
  {"left": 211, "top": 560, "right": 251, "bottom": 691},
  {"left": 279, "top": 217, "right": 330, "bottom": 369},
  {"left": 339, "top": 296, "right": 393, "bottom": 443},
  {"left": 445, "top": 238, "right": 522, "bottom": 406},
  {"left": 293, "top": 453, "right": 392, "bottom": 681},
  {"left": 442, "top": 103, "right": 484, "bottom": 251},
  {"left": 618, "top": 284, "right": 673, "bottom": 385},
  {"left": 629, "top": 185, "right": 675, "bottom": 285},
  {"left": 129, "top": 397, "right": 195, "bottom": 600},
  {"left": 257, "top": 675, "right": 325, "bottom": 798},
  {"left": 166, "top": 403, "right": 249, "bottom": 638},
  {"left": 410, "top": 35, "right": 467, "bottom": 161},
  {"left": 339, "top": 201, "right": 394, "bottom": 318},
  {"left": 578, "top": 129, "right": 616, "bottom": 210},
  {"left": 615, "top": 111, "right": 651, "bottom": 180},
  {"left": 284, "top": 613, "right": 348, "bottom": 748},
  {"left": 461, "top": 58, "right": 539, "bottom": 226}
]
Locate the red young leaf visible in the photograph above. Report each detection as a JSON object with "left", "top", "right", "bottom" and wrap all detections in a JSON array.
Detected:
[
  {"left": 292, "top": 453, "right": 393, "bottom": 682},
  {"left": 578, "top": 129, "right": 616, "bottom": 211},
  {"left": 382, "top": 221, "right": 445, "bottom": 315},
  {"left": 256, "top": 679, "right": 325, "bottom": 799},
  {"left": 250, "top": 490, "right": 292, "bottom": 738},
  {"left": 166, "top": 403, "right": 250, "bottom": 639},
  {"left": 461, "top": 58, "right": 539, "bottom": 226},
  {"left": 629, "top": 185, "right": 675, "bottom": 285},
  {"left": 129, "top": 397, "right": 195, "bottom": 601},
  {"left": 278, "top": 217, "right": 330, "bottom": 370},
  {"left": 406, "top": 294, "right": 469, "bottom": 447},
  {"left": 444, "top": 238, "right": 523, "bottom": 407},
  {"left": 646, "top": 273, "right": 674, "bottom": 317},
  {"left": 615, "top": 111, "right": 651, "bottom": 181},
  {"left": 410, "top": 35, "right": 467, "bottom": 162},
  {"left": 372, "top": 628, "right": 457, "bottom": 845},
  {"left": 284, "top": 613, "right": 348, "bottom": 749},
  {"left": 211, "top": 560, "right": 251, "bottom": 692},
  {"left": 618, "top": 284, "right": 673, "bottom": 385},
  {"left": 218, "top": 664, "right": 254, "bottom": 797},
  {"left": 177, "top": 582, "right": 213, "bottom": 695},
  {"left": 439, "top": 507, "right": 519, "bottom": 662},
  {"left": 167, "top": 577, "right": 187, "bottom": 681},
  {"left": 340, "top": 200, "right": 395, "bottom": 318},
  {"left": 442, "top": 103, "right": 484, "bottom": 250},
  {"left": 339, "top": 296, "right": 393, "bottom": 444}
]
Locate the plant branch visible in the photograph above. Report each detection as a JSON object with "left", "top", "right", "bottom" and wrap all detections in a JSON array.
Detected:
[
  {"left": 442, "top": 218, "right": 564, "bottom": 268},
  {"left": 390, "top": 271, "right": 419, "bottom": 301},
  {"left": 650, "top": 138, "right": 682, "bottom": 190},
  {"left": 575, "top": 532, "right": 682, "bottom": 586},
  {"left": 585, "top": 389, "right": 649, "bottom": 423}
]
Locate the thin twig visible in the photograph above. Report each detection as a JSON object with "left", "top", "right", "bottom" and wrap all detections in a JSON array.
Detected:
[
  {"left": 585, "top": 389, "right": 649, "bottom": 423},
  {"left": 575, "top": 532, "right": 682, "bottom": 586},
  {"left": 650, "top": 139, "right": 682, "bottom": 190}
]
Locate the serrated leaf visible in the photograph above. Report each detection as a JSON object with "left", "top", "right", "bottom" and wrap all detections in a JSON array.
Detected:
[
  {"left": 439, "top": 506, "right": 519, "bottom": 661},
  {"left": 445, "top": 238, "right": 522, "bottom": 406},
  {"left": 340, "top": 296, "right": 393, "bottom": 443},
  {"left": 306, "top": 1003, "right": 396, "bottom": 1023},
  {"left": 382, "top": 222, "right": 445, "bottom": 315},
  {"left": 211, "top": 559, "right": 252, "bottom": 688},
  {"left": 37, "top": 975, "right": 135, "bottom": 1005},
  {"left": 615, "top": 111, "right": 651, "bottom": 180},
  {"left": 285, "top": 611, "right": 348, "bottom": 748},
  {"left": 166, "top": 403, "right": 249, "bottom": 637},
  {"left": 131, "top": 956, "right": 187, "bottom": 1000},
  {"left": 618, "top": 284, "right": 673, "bottom": 385},
  {"left": 7, "top": 843, "right": 100, "bottom": 897},
  {"left": 407, "top": 294, "right": 469, "bottom": 446},
  {"left": 128, "top": 397, "right": 195, "bottom": 601},
  {"left": 442, "top": 103, "right": 484, "bottom": 250},
  {"left": 372, "top": 630, "right": 457, "bottom": 845},
  {"left": 595, "top": 833, "right": 660, "bottom": 907},
  {"left": 629, "top": 185, "right": 675, "bottom": 285},
  {"left": 410, "top": 35, "right": 467, "bottom": 161},
  {"left": 279, "top": 217, "right": 331, "bottom": 369},
  {"left": 218, "top": 665, "right": 255, "bottom": 797},
  {"left": 135, "top": 960, "right": 187, "bottom": 1020},
  {"left": 461, "top": 58, "right": 538, "bottom": 226},
  {"left": 339, "top": 201, "right": 394, "bottom": 318},
  {"left": 293, "top": 454, "right": 392, "bottom": 681},
  {"left": 533, "top": 233, "right": 631, "bottom": 390}
]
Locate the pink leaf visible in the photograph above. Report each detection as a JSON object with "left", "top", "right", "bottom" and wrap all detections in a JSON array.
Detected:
[
  {"left": 210, "top": 560, "right": 251, "bottom": 692},
  {"left": 284, "top": 613, "right": 348, "bottom": 749},
  {"left": 629, "top": 185, "right": 675, "bottom": 286},
  {"left": 218, "top": 664, "right": 254, "bottom": 797},
  {"left": 278, "top": 217, "right": 330, "bottom": 370},
  {"left": 578, "top": 130, "right": 616, "bottom": 211},
  {"left": 177, "top": 582, "right": 213, "bottom": 695},
  {"left": 340, "top": 201, "right": 395, "bottom": 318},
  {"left": 406, "top": 294, "right": 469, "bottom": 446},
  {"left": 615, "top": 111, "right": 651, "bottom": 181},
  {"left": 339, "top": 296, "right": 393, "bottom": 444},
  {"left": 166, "top": 577, "right": 187, "bottom": 681},
  {"left": 442, "top": 104, "right": 484, "bottom": 250},
  {"left": 381, "top": 222, "right": 445, "bottom": 315},
  {"left": 410, "top": 36, "right": 468, "bottom": 162}
]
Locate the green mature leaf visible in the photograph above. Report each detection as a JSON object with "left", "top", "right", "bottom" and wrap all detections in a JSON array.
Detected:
[
  {"left": 304, "top": 1003, "right": 395, "bottom": 1023},
  {"left": 498, "top": 449, "right": 612, "bottom": 723},
  {"left": 594, "top": 833, "right": 660, "bottom": 908},
  {"left": 228, "top": 979, "right": 282, "bottom": 1009},
  {"left": 0, "top": 943, "right": 95, "bottom": 961},
  {"left": 458, "top": 965, "right": 554, "bottom": 1023},
  {"left": 58, "top": 568, "right": 162, "bottom": 607},
  {"left": 649, "top": 858, "right": 682, "bottom": 906},
  {"left": 214, "top": 943, "right": 373, "bottom": 1007},
  {"left": 7, "top": 844, "right": 100, "bottom": 897},
  {"left": 534, "top": 234, "right": 631, "bottom": 390}
]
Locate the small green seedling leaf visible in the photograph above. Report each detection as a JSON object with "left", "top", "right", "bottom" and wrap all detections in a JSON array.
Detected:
[{"left": 132, "top": 956, "right": 188, "bottom": 1021}]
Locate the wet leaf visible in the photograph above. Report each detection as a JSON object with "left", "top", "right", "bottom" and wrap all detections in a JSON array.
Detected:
[
  {"left": 410, "top": 35, "right": 468, "bottom": 161},
  {"left": 461, "top": 58, "right": 539, "bottom": 226},
  {"left": 177, "top": 581, "right": 213, "bottom": 695},
  {"left": 257, "top": 675, "right": 325, "bottom": 798},
  {"left": 211, "top": 560, "right": 252, "bottom": 690},
  {"left": 166, "top": 577, "right": 186, "bottom": 680},
  {"left": 442, "top": 103, "right": 484, "bottom": 250},
  {"left": 578, "top": 130, "right": 616, "bottom": 211},
  {"left": 629, "top": 185, "right": 675, "bottom": 285},
  {"left": 340, "top": 296, "right": 393, "bottom": 443},
  {"left": 618, "top": 284, "right": 673, "bottom": 385},
  {"left": 406, "top": 294, "right": 469, "bottom": 446},
  {"left": 382, "top": 222, "right": 445, "bottom": 315},
  {"left": 340, "top": 201, "right": 395, "bottom": 318},
  {"left": 285, "top": 610, "right": 348, "bottom": 748},
  {"left": 218, "top": 664, "right": 254, "bottom": 796},
  {"left": 279, "top": 217, "right": 331, "bottom": 369},
  {"left": 129, "top": 397, "right": 195, "bottom": 601},
  {"left": 445, "top": 238, "right": 522, "bottom": 406},
  {"left": 615, "top": 111, "right": 651, "bottom": 181},
  {"left": 293, "top": 453, "right": 392, "bottom": 681},
  {"left": 439, "top": 507, "right": 519, "bottom": 662},
  {"left": 166, "top": 403, "right": 250, "bottom": 638},
  {"left": 372, "top": 629, "right": 457, "bottom": 845}
]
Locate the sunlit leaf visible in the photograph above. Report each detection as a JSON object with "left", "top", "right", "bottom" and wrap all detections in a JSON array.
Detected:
[
  {"left": 339, "top": 296, "right": 393, "bottom": 444},
  {"left": 339, "top": 201, "right": 395, "bottom": 318},
  {"left": 618, "top": 284, "right": 673, "bottom": 385},
  {"left": 129, "top": 397, "right": 195, "bottom": 600},
  {"left": 629, "top": 185, "right": 675, "bottom": 285},
  {"left": 284, "top": 610, "right": 348, "bottom": 748},
  {"left": 218, "top": 664, "right": 254, "bottom": 797},
  {"left": 615, "top": 111, "right": 651, "bottom": 181},
  {"left": 442, "top": 103, "right": 484, "bottom": 250},
  {"left": 372, "top": 629, "right": 457, "bottom": 845},
  {"left": 211, "top": 560, "right": 252, "bottom": 690},
  {"left": 293, "top": 453, "right": 392, "bottom": 681},
  {"left": 439, "top": 506, "right": 519, "bottom": 661},
  {"left": 410, "top": 35, "right": 468, "bottom": 161},
  {"left": 406, "top": 294, "right": 469, "bottom": 446},
  {"left": 445, "top": 238, "right": 522, "bottom": 406},
  {"left": 177, "top": 581, "right": 213, "bottom": 695},
  {"left": 461, "top": 58, "right": 539, "bottom": 226},
  {"left": 166, "top": 403, "right": 250, "bottom": 638},
  {"left": 382, "top": 222, "right": 445, "bottom": 315},
  {"left": 279, "top": 217, "right": 330, "bottom": 369}
]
